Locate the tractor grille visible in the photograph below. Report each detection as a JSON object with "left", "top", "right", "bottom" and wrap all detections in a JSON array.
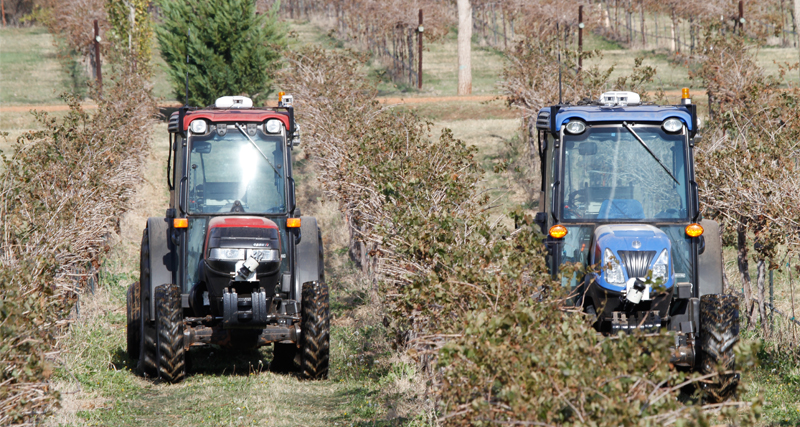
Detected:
[{"left": 618, "top": 250, "right": 656, "bottom": 279}]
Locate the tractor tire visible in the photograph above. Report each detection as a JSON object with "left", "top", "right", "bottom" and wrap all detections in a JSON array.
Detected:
[
  {"left": 300, "top": 281, "right": 330, "bottom": 380},
  {"left": 126, "top": 281, "right": 141, "bottom": 360},
  {"left": 697, "top": 294, "right": 740, "bottom": 403},
  {"left": 154, "top": 284, "right": 186, "bottom": 383}
]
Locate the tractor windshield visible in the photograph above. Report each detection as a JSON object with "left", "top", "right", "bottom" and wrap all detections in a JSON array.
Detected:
[
  {"left": 187, "top": 126, "right": 286, "bottom": 214},
  {"left": 561, "top": 124, "right": 688, "bottom": 221}
]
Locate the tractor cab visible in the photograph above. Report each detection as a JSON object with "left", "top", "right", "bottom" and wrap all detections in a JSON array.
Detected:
[
  {"left": 167, "top": 95, "right": 301, "bottom": 310},
  {"left": 532, "top": 90, "right": 739, "bottom": 401}
]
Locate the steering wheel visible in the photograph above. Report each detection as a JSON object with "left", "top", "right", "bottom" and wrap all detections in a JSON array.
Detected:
[{"left": 564, "top": 189, "right": 588, "bottom": 218}]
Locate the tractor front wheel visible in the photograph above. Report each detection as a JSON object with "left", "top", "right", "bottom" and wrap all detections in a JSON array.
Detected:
[
  {"left": 697, "top": 294, "right": 740, "bottom": 403},
  {"left": 126, "top": 281, "right": 141, "bottom": 360},
  {"left": 154, "top": 284, "right": 186, "bottom": 383},
  {"left": 301, "top": 281, "right": 330, "bottom": 380}
]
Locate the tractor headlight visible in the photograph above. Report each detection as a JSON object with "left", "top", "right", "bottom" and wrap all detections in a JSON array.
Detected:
[
  {"left": 652, "top": 249, "right": 669, "bottom": 282},
  {"left": 265, "top": 119, "right": 282, "bottom": 134},
  {"left": 246, "top": 249, "right": 280, "bottom": 262},
  {"left": 604, "top": 248, "right": 626, "bottom": 285},
  {"left": 190, "top": 119, "right": 208, "bottom": 134},
  {"left": 565, "top": 120, "right": 587, "bottom": 134},
  {"left": 662, "top": 118, "right": 683, "bottom": 133},
  {"left": 208, "top": 248, "right": 245, "bottom": 261}
]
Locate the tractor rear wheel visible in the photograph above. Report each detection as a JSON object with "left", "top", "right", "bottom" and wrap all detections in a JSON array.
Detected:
[
  {"left": 126, "top": 281, "right": 141, "bottom": 360},
  {"left": 155, "top": 284, "right": 186, "bottom": 383},
  {"left": 301, "top": 281, "right": 330, "bottom": 380},
  {"left": 698, "top": 294, "right": 740, "bottom": 403}
]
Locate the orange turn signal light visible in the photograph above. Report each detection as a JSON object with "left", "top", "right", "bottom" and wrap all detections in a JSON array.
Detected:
[
  {"left": 681, "top": 87, "right": 690, "bottom": 99},
  {"left": 287, "top": 218, "right": 301, "bottom": 228},
  {"left": 549, "top": 224, "right": 568, "bottom": 239},
  {"left": 685, "top": 223, "right": 704, "bottom": 237},
  {"left": 278, "top": 91, "right": 286, "bottom": 102},
  {"left": 173, "top": 218, "right": 188, "bottom": 228}
]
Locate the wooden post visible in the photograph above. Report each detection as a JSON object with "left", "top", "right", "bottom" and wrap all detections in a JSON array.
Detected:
[
  {"left": 418, "top": 9, "right": 423, "bottom": 89},
  {"left": 94, "top": 20, "right": 102, "bottom": 91},
  {"left": 1, "top": 0, "right": 6, "bottom": 26},
  {"left": 578, "top": 5, "right": 583, "bottom": 73},
  {"left": 739, "top": 0, "right": 745, "bottom": 35}
]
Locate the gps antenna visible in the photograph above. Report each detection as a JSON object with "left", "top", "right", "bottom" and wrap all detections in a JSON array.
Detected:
[
  {"left": 556, "top": 23, "right": 563, "bottom": 105},
  {"left": 184, "top": 28, "right": 190, "bottom": 106},
  {"left": 178, "top": 28, "right": 190, "bottom": 138}
]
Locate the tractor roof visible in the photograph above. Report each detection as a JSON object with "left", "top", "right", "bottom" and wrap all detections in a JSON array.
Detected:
[
  {"left": 536, "top": 104, "right": 694, "bottom": 133},
  {"left": 169, "top": 108, "right": 291, "bottom": 132}
]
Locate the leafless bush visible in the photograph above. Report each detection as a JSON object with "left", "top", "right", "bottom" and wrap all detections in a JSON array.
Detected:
[{"left": 692, "top": 31, "right": 800, "bottom": 340}]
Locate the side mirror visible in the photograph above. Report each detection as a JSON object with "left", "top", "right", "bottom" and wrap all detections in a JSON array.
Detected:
[{"left": 578, "top": 142, "right": 597, "bottom": 155}]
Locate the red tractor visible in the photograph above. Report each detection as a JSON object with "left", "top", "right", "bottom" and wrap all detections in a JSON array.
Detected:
[{"left": 126, "top": 94, "right": 328, "bottom": 383}]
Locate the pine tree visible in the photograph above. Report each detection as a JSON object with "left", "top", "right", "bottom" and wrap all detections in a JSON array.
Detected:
[{"left": 156, "top": 0, "right": 285, "bottom": 107}]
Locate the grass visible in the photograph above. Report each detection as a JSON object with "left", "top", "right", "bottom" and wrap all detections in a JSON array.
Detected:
[{"left": 0, "top": 26, "right": 70, "bottom": 105}]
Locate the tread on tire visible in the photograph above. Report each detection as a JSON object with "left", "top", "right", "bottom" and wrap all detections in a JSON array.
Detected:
[
  {"left": 301, "top": 281, "right": 330, "bottom": 380},
  {"left": 698, "top": 294, "right": 740, "bottom": 403},
  {"left": 126, "top": 281, "right": 141, "bottom": 360},
  {"left": 155, "top": 284, "right": 186, "bottom": 383}
]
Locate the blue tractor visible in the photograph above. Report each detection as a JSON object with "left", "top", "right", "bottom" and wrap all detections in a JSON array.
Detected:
[{"left": 533, "top": 90, "right": 739, "bottom": 402}]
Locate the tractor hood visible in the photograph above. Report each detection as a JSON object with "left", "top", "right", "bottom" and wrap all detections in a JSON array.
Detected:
[{"left": 591, "top": 224, "right": 673, "bottom": 295}]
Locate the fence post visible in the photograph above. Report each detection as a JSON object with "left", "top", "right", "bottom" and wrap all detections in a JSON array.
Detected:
[
  {"left": 770, "top": 268, "right": 774, "bottom": 334},
  {"left": 578, "top": 6, "right": 584, "bottom": 69},
  {"left": 418, "top": 9, "right": 423, "bottom": 89},
  {"left": 94, "top": 19, "right": 102, "bottom": 92},
  {"left": 738, "top": 0, "right": 745, "bottom": 35}
]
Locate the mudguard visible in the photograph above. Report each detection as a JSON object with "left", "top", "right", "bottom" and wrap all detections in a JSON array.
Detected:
[
  {"left": 294, "top": 216, "right": 323, "bottom": 301},
  {"left": 144, "top": 217, "right": 176, "bottom": 322},
  {"left": 697, "top": 219, "right": 724, "bottom": 297}
]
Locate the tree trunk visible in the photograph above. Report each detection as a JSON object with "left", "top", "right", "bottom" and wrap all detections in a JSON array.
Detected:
[
  {"left": 756, "top": 259, "right": 768, "bottom": 334},
  {"left": 670, "top": 13, "right": 676, "bottom": 52},
  {"left": 407, "top": 28, "right": 414, "bottom": 86},
  {"left": 795, "top": 0, "right": 800, "bottom": 78},
  {"left": 457, "top": 0, "right": 473, "bottom": 95},
  {"left": 640, "top": 1, "right": 645, "bottom": 48}
]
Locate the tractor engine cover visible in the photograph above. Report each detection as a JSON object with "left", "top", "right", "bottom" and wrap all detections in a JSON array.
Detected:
[
  {"left": 586, "top": 224, "right": 674, "bottom": 321},
  {"left": 202, "top": 216, "right": 282, "bottom": 316}
]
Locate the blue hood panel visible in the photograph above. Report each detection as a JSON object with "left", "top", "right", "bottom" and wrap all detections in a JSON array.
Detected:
[{"left": 591, "top": 224, "right": 673, "bottom": 293}]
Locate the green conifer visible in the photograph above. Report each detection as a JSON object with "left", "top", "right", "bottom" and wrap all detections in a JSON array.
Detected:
[{"left": 156, "top": 0, "right": 285, "bottom": 107}]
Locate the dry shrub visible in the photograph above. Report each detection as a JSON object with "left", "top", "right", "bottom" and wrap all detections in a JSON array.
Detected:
[
  {"left": 692, "top": 31, "right": 800, "bottom": 340},
  {"left": 278, "top": 46, "right": 758, "bottom": 425},
  {"left": 0, "top": 35, "right": 155, "bottom": 427}
]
